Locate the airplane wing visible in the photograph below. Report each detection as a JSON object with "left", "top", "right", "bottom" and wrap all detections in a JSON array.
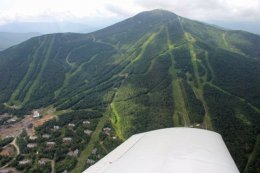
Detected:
[{"left": 83, "top": 128, "right": 239, "bottom": 173}]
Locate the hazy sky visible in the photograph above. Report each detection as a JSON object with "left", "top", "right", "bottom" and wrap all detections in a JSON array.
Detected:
[{"left": 0, "top": 0, "right": 259, "bottom": 33}]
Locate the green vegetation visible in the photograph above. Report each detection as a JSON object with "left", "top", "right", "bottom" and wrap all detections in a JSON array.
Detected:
[
  {"left": 55, "top": 156, "right": 77, "bottom": 173},
  {"left": 0, "top": 137, "right": 14, "bottom": 148},
  {"left": 0, "top": 155, "right": 12, "bottom": 167},
  {"left": 208, "top": 48, "right": 260, "bottom": 108},
  {"left": 0, "top": 9, "right": 259, "bottom": 173},
  {"left": 204, "top": 84, "right": 259, "bottom": 171}
]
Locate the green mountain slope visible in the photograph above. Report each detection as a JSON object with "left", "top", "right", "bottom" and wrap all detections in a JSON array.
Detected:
[{"left": 0, "top": 9, "right": 259, "bottom": 172}]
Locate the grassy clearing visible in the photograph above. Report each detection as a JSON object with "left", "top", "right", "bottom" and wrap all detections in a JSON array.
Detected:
[
  {"left": 204, "top": 51, "right": 215, "bottom": 82},
  {"left": 172, "top": 78, "right": 190, "bottom": 126},
  {"left": 23, "top": 36, "right": 55, "bottom": 104},
  {"left": 222, "top": 32, "right": 229, "bottom": 49},
  {"left": 65, "top": 52, "right": 76, "bottom": 67},
  {"left": 169, "top": 55, "right": 190, "bottom": 126},
  {"left": 110, "top": 102, "right": 125, "bottom": 141},
  {"left": 185, "top": 32, "right": 199, "bottom": 84},
  {"left": 183, "top": 31, "right": 213, "bottom": 129},
  {"left": 165, "top": 25, "right": 189, "bottom": 127},
  {"left": 8, "top": 38, "right": 46, "bottom": 105},
  {"left": 96, "top": 40, "right": 121, "bottom": 55},
  {"left": 166, "top": 26, "right": 175, "bottom": 50},
  {"left": 55, "top": 54, "right": 97, "bottom": 98},
  {"left": 222, "top": 32, "right": 247, "bottom": 56},
  {"left": 132, "top": 32, "right": 157, "bottom": 63}
]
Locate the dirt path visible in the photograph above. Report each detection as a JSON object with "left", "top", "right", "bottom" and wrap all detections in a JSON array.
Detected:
[
  {"left": 11, "top": 138, "right": 20, "bottom": 156},
  {"left": 51, "top": 160, "right": 55, "bottom": 173},
  {"left": 65, "top": 52, "right": 74, "bottom": 67}
]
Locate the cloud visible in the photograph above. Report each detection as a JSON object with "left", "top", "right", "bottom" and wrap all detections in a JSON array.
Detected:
[
  {"left": 0, "top": 0, "right": 259, "bottom": 34},
  {"left": 105, "top": 4, "right": 133, "bottom": 17},
  {"left": 133, "top": 0, "right": 260, "bottom": 22},
  {"left": 1, "top": 0, "right": 260, "bottom": 23}
]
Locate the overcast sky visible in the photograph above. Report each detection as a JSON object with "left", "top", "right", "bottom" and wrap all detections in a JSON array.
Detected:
[{"left": 0, "top": 0, "right": 259, "bottom": 34}]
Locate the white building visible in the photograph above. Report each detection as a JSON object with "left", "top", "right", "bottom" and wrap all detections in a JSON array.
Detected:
[
  {"left": 84, "top": 129, "right": 93, "bottom": 136},
  {"left": 42, "top": 134, "right": 50, "bottom": 139},
  {"left": 29, "top": 136, "right": 37, "bottom": 140},
  {"left": 68, "top": 123, "right": 75, "bottom": 128},
  {"left": 27, "top": 143, "right": 37, "bottom": 148},
  {"left": 83, "top": 128, "right": 239, "bottom": 173},
  {"left": 83, "top": 121, "right": 91, "bottom": 125},
  {"left": 53, "top": 125, "right": 60, "bottom": 130},
  {"left": 19, "top": 160, "right": 31, "bottom": 165},
  {"left": 63, "top": 137, "right": 73, "bottom": 143},
  {"left": 33, "top": 111, "right": 40, "bottom": 118},
  {"left": 46, "top": 142, "right": 56, "bottom": 147}
]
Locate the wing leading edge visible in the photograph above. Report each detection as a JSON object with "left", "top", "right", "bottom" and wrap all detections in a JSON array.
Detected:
[{"left": 83, "top": 128, "right": 239, "bottom": 173}]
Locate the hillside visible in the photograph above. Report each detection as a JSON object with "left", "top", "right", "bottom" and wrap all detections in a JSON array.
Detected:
[{"left": 0, "top": 9, "right": 259, "bottom": 173}]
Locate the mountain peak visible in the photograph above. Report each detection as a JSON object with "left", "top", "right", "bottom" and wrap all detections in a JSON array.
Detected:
[
  {"left": 149, "top": 9, "right": 177, "bottom": 15},
  {"left": 134, "top": 9, "right": 178, "bottom": 19}
]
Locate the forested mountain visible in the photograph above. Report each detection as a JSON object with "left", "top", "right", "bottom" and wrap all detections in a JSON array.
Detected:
[{"left": 0, "top": 9, "right": 259, "bottom": 172}]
